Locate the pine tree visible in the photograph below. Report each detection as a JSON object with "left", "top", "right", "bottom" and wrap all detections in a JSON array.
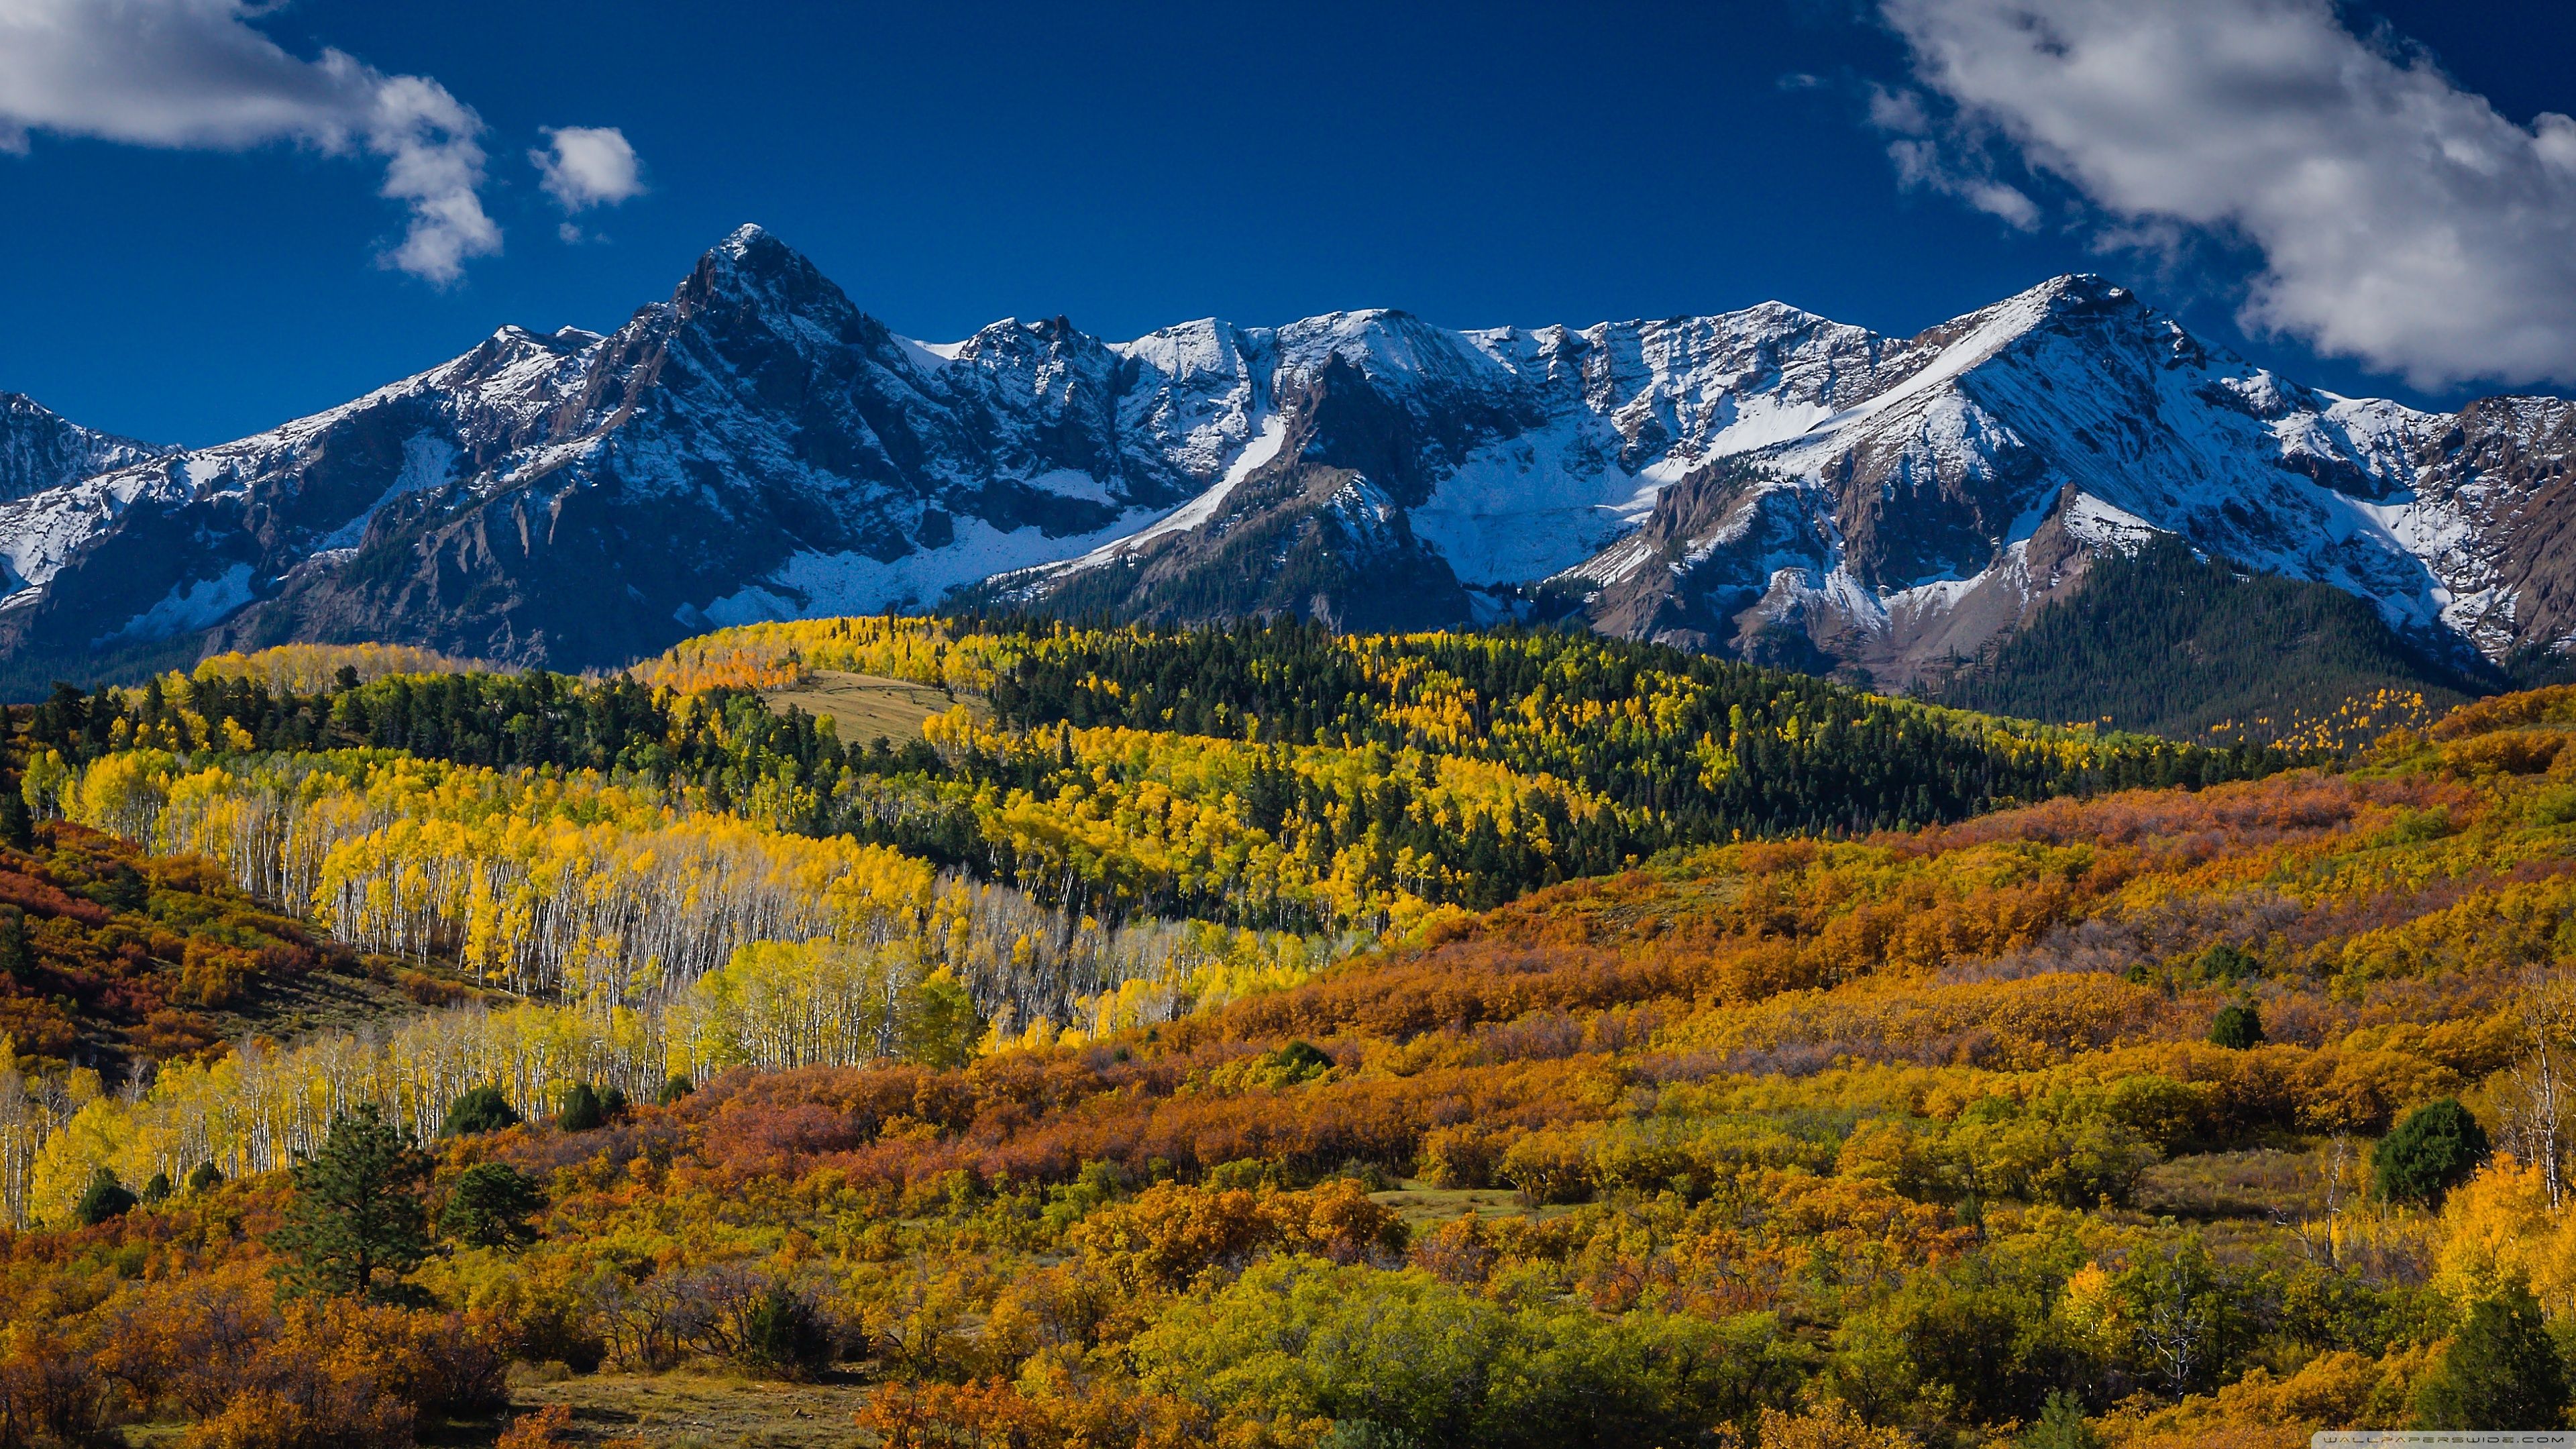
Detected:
[
  {"left": 268, "top": 1103, "right": 431, "bottom": 1301},
  {"left": 0, "top": 906, "right": 30, "bottom": 982},
  {"left": 2021, "top": 1392, "right": 2101, "bottom": 1449},
  {"left": 0, "top": 780, "right": 32, "bottom": 853},
  {"left": 2209, "top": 1003, "right": 2264, "bottom": 1050},
  {"left": 2375, "top": 1097, "right": 2491, "bottom": 1205},
  {"left": 556, "top": 1082, "right": 604, "bottom": 1132},
  {"left": 437, "top": 1162, "right": 548, "bottom": 1250},
  {"left": 439, "top": 1083, "right": 522, "bottom": 1137},
  {"left": 72, "top": 1167, "right": 136, "bottom": 1226},
  {"left": 2414, "top": 1284, "right": 2572, "bottom": 1430},
  {"left": 741, "top": 1283, "right": 836, "bottom": 1377}
]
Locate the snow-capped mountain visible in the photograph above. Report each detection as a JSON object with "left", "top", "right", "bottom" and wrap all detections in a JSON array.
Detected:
[
  {"left": 0, "top": 226, "right": 2569, "bottom": 688},
  {"left": 1556, "top": 274, "right": 2552, "bottom": 684},
  {"left": 0, "top": 394, "right": 170, "bottom": 506}
]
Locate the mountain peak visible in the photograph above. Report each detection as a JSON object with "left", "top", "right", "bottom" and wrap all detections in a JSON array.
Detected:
[
  {"left": 0, "top": 390, "right": 174, "bottom": 504},
  {"left": 3, "top": 250, "right": 2559, "bottom": 696},
  {"left": 694, "top": 222, "right": 815, "bottom": 289},
  {"left": 2033, "top": 271, "right": 2121, "bottom": 297},
  {"left": 676, "top": 221, "right": 857, "bottom": 331},
  {"left": 1739, "top": 299, "right": 1830, "bottom": 325},
  {"left": 2010, "top": 272, "right": 2143, "bottom": 321},
  {"left": 1893, "top": 272, "right": 2154, "bottom": 368}
]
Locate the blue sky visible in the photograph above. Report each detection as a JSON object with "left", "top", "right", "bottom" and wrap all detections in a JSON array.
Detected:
[{"left": 3, "top": 0, "right": 2574, "bottom": 446}]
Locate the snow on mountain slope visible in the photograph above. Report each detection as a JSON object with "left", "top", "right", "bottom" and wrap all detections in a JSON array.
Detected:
[
  {"left": 0, "top": 394, "right": 171, "bottom": 506},
  {"left": 1555, "top": 275, "right": 2576, "bottom": 686},
  {"left": 3, "top": 229, "right": 2573, "bottom": 685},
  {"left": 1407, "top": 307, "right": 1926, "bottom": 586}
]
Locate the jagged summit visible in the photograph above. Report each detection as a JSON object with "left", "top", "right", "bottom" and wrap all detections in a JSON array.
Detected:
[
  {"left": 0, "top": 393, "right": 172, "bottom": 504},
  {"left": 0, "top": 228, "right": 2568, "bottom": 696}
]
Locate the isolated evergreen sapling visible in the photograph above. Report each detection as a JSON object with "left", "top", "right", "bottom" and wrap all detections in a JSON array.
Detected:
[
  {"left": 439, "top": 1083, "right": 521, "bottom": 1137},
  {"left": 437, "top": 1161, "right": 547, "bottom": 1250},
  {"left": 2375, "top": 1097, "right": 2490, "bottom": 1205},
  {"left": 2020, "top": 1391, "right": 2101, "bottom": 1449},
  {"left": 268, "top": 1103, "right": 431, "bottom": 1301},
  {"left": 72, "top": 1167, "right": 135, "bottom": 1226}
]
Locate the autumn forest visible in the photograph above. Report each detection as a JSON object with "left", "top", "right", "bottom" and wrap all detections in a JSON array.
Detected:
[{"left": 1, "top": 619, "right": 2571, "bottom": 1449}]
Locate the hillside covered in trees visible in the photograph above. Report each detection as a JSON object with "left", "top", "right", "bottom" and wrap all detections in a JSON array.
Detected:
[
  {"left": 8, "top": 630, "right": 2576, "bottom": 1447},
  {"left": 20, "top": 621, "right": 2292, "bottom": 935},
  {"left": 1929, "top": 538, "right": 2479, "bottom": 749}
]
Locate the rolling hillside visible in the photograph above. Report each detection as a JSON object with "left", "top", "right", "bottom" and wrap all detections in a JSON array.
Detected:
[{"left": 0, "top": 633, "right": 2570, "bottom": 1446}]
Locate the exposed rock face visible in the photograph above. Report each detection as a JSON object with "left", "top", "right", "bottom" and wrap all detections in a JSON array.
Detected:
[
  {"left": 983, "top": 355, "right": 1477, "bottom": 631},
  {"left": 3, "top": 229, "right": 2574, "bottom": 688},
  {"left": 0, "top": 394, "right": 170, "bottom": 507},
  {"left": 1555, "top": 276, "right": 2576, "bottom": 687}
]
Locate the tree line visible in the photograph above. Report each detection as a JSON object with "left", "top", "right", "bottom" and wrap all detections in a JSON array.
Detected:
[{"left": 19, "top": 620, "right": 2320, "bottom": 933}]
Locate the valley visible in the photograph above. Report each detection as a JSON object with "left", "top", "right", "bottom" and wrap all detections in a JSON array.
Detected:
[{"left": 14, "top": 2, "right": 2576, "bottom": 1442}]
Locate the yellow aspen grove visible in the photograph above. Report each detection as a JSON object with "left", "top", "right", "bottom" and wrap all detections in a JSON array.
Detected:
[
  {"left": 193, "top": 643, "right": 477, "bottom": 692},
  {"left": 17, "top": 1000, "right": 671, "bottom": 1224},
  {"left": 58, "top": 750, "right": 939, "bottom": 1004},
  {"left": 46, "top": 747, "right": 1344, "bottom": 1030}
]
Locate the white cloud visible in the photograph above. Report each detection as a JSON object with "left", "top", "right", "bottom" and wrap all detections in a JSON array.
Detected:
[
  {"left": 533, "top": 125, "right": 643, "bottom": 212},
  {"left": 1873, "top": 78, "right": 2042, "bottom": 231},
  {"left": 1877, "top": 0, "right": 2576, "bottom": 389},
  {"left": 0, "top": 0, "right": 495, "bottom": 283}
]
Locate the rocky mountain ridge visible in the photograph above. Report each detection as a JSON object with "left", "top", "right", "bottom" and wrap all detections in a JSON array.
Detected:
[{"left": 0, "top": 226, "right": 2567, "bottom": 692}]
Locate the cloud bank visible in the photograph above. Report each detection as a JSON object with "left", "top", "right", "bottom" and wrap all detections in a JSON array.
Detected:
[
  {"left": 0, "top": 0, "right": 494, "bottom": 282},
  {"left": 0, "top": 1, "right": 639, "bottom": 284},
  {"left": 1878, "top": 0, "right": 2576, "bottom": 390}
]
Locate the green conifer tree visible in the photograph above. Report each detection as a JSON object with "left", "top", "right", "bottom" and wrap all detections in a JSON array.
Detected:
[
  {"left": 437, "top": 1162, "right": 548, "bottom": 1250},
  {"left": 2375, "top": 1097, "right": 2491, "bottom": 1206},
  {"left": 0, "top": 780, "right": 33, "bottom": 853},
  {"left": 2208, "top": 1003, "right": 2264, "bottom": 1050},
  {"left": 72, "top": 1167, "right": 135, "bottom": 1226},
  {"left": 2415, "top": 1284, "right": 2573, "bottom": 1430},
  {"left": 437, "top": 1083, "right": 521, "bottom": 1137},
  {"left": 267, "top": 1103, "right": 431, "bottom": 1301},
  {"left": 2021, "top": 1392, "right": 2102, "bottom": 1449},
  {"left": 0, "top": 906, "right": 30, "bottom": 982},
  {"left": 556, "top": 1082, "right": 604, "bottom": 1132}
]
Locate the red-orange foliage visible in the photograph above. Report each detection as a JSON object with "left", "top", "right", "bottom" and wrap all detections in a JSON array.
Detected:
[
  {"left": 0, "top": 1198, "right": 501, "bottom": 1449},
  {"left": 0, "top": 822, "right": 357, "bottom": 1072},
  {"left": 854, "top": 1373, "right": 1320, "bottom": 1449},
  {"left": 494, "top": 1403, "right": 575, "bottom": 1449},
  {"left": 1069, "top": 1179, "right": 1403, "bottom": 1290}
]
